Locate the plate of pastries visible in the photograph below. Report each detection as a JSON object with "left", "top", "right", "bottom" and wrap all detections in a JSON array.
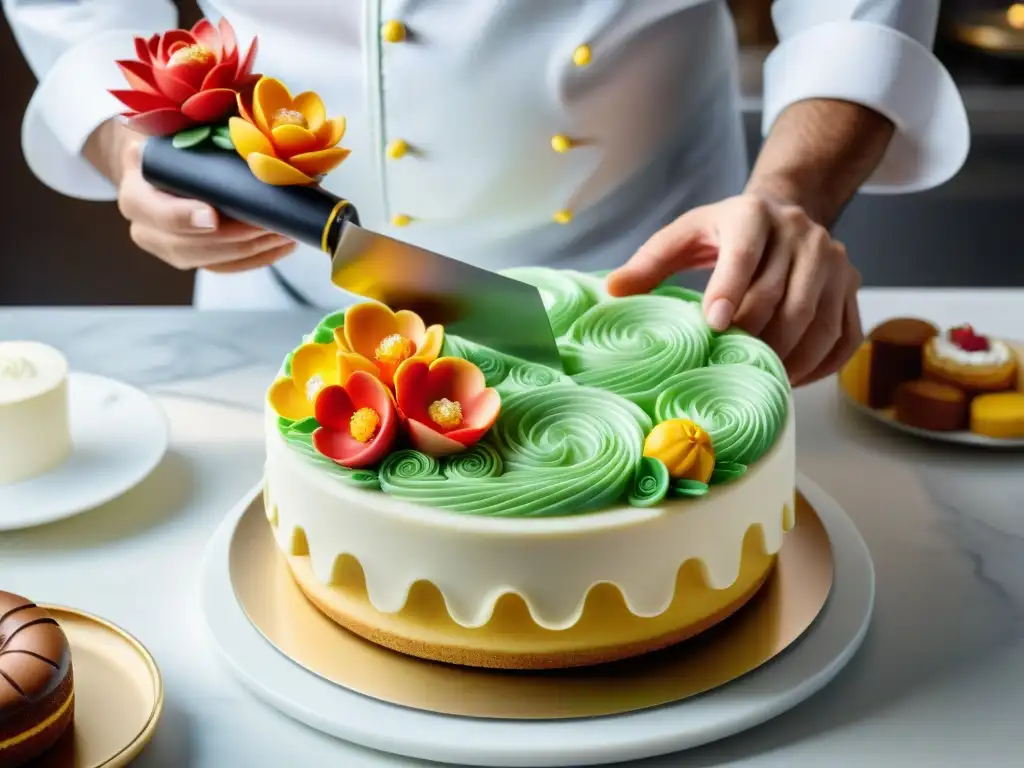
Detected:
[{"left": 838, "top": 318, "right": 1024, "bottom": 447}]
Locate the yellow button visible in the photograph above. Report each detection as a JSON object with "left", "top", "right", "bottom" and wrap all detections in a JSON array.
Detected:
[
  {"left": 386, "top": 138, "right": 409, "bottom": 159},
  {"left": 573, "top": 44, "right": 592, "bottom": 67},
  {"left": 553, "top": 209, "right": 573, "bottom": 224},
  {"left": 551, "top": 134, "right": 574, "bottom": 153},
  {"left": 391, "top": 213, "right": 411, "bottom": 227},
  {"left": 382, "top": 19, "right": 406, "bottom": 43}
]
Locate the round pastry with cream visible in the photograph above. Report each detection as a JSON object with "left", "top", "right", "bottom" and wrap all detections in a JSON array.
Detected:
[
  {"left": 0, "top": 343, "right": 71, "bottom": 486},
  {"left": 924, "top": 324, "right": 1017, "bottom": 397},
  {"left": 0, "top": 591, "right": 75, "bottom": 767},
  {"left": 263, "top": 270, "right": 795, "bottom": 669}
]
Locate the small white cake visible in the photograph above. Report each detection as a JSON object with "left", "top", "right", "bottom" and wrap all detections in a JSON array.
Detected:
[{"left": 0, "top": 342, "right": 71, "bottom": 485}]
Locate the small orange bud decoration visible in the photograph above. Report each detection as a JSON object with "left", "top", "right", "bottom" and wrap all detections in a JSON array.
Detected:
[{"left": 643, "top": 419, "right": 716, "bottom": 484}]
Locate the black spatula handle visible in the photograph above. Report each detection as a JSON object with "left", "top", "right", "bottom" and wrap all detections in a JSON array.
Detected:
[{"left": 140, "top": 135, "right": 357, "bottom": 252}]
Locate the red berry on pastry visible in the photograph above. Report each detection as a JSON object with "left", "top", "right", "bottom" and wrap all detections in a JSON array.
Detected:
[{"left": 949, "top": 324, "right": 990, "bottom": 352}]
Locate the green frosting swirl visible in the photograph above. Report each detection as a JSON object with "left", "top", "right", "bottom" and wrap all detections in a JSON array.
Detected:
[
  {"left": 560, "top": 296, "right": 712, "bottom": 414},
  {"left": 709, "top": 329, "right": 788, "bottom": 384},
  {"left": 276, "top": 269, "right": 791, "bottom": 517},
  {"left": 654, "top": 363, "right": 789, "bottom": 467},
  {"left": 628, "top": 457, "right": 670, "bottom": 507},
  {"left": 501, "top": 267, "right": 598, "bottom": 335},
  {"left": 496, "top": 361, "right": 572, "bottom": 394},
  {"left": 442, "top": 336, "right": 509, "bottom": 388},
  {"left": 379, "top": 385, "right": 650, "bottom": 517}
]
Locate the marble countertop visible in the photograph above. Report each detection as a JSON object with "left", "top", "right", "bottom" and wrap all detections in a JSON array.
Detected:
[{"left": 1, "top": 289, "right": 1023, "bottom": 767}]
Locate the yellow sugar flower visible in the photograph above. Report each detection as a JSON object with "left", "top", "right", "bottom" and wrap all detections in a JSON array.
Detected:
[
  {"left": 267, "top": 341, "right": 340, "bottom": 420},
  {"left": 230, "top": 76, "right": 349, "bottom": 186}
]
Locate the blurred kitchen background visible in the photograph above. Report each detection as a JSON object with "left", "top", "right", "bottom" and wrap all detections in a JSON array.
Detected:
[{"left": 2, "top": 0, "right": 1023, "bottom": 305}]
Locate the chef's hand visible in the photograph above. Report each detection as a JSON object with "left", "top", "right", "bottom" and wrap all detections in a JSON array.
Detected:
[
  {"left": 102, "top": 127, "right": 296, "bottom": 273},
  {"left": 605, "top": 194, "right": 862, "bottom": 387}
]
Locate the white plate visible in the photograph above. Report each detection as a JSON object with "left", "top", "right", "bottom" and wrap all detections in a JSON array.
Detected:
[
  {"left": 839, "top": 386, "right": 1024, "bottom": 449},
  {"left": 200, "top": 473, "right": 875, "bottom": 767},
  {"left": 0, "top": 373, "right": 168, "bottom": 531}
]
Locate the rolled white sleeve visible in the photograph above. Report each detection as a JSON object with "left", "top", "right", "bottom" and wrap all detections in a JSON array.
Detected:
[
  {"left": 4, "top": 0, "right": 178, "bottom": 200},
  {"left": 763, "top": 0, "right": 970, "bottom": 194}
]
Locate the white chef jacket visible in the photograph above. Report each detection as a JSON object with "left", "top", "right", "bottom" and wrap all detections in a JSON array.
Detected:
[{"left": 6, "top": 0, "right": 968, "bottom": 309}]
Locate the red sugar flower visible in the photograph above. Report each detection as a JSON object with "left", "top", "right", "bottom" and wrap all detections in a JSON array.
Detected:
[
  {"left": 111, "top": 17, "right": 259, "bottom": 136},
  {"left": 312, "top": 372, "right": 398, "bottom": 469},
  {"left": 394, "top": 357, "right": 501, "bottom": 457}
]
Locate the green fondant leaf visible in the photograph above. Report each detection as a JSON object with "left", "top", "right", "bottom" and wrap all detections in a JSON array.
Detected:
[
  {"left": 317, "top": 310, "right": 347, "bottom": 332},
  {"left": 213, "top": 124, "right": 233, "bottom": 138},
  {"left": 628, "top": 456, "right": 670, "bottom": 507},
  {"left": 211, "top": 133, "right": 235, "bottom": 151},
  {"left": 312, "top": 327, "right": 335, "bottom": 344},
  {"left": 283, "top": 351, "right": 294, "bottom": 376},
  {"left": 171, "top": 125, "right": 212, "bottom": 149},
  {"left": 277, "top": 416, "right": 295, "bottom": 430},
  {"left": 669, "top": 478, "right": 710, "bottom": 498},
  {"left": 709, "top": 462, "right": 747, "bottom": 485},
  {"left": 285, "top": 416, "right": 319, "bottom": 435}
]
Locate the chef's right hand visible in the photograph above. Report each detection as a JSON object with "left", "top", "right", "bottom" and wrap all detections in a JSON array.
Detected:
[{"left": 112, "top": 131, "right": 297, "bottom": 273}]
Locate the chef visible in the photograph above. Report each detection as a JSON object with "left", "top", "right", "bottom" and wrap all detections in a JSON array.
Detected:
[{"left": 6, "top": 0, "right": 968, "bottom": 385}]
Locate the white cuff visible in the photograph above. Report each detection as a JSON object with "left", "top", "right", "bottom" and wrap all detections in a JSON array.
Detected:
[
  {"left": 762, "top": 20, "right": 970, "bottom": 194},
  {"left": 21, "top": 32, "right": 150, "bottom": 201}
]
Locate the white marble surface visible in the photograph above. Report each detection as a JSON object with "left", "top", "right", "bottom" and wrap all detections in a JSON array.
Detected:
[{"left": 0, "top": 289, "right": 1022, "bottom": 767}]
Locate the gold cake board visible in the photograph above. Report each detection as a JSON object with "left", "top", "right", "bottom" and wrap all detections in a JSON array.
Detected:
[{"left": 229, "top": 492, "right": 833, "bottom": 720}]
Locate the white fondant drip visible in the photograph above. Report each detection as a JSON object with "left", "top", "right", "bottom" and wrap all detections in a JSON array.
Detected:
[
  {"left": 931, "top": 336, "right": 1012, "bottom": 366},
  {"left": 264, "top": 408, "right": 796, "bottom": 630}
]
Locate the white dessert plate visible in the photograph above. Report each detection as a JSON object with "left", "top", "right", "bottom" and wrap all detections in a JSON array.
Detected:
[
  {"left": 0, "top": 373, "right": 168, "bottom": 531},
  {"left": 838, "top": 386, "right": 1024, "bottom": 449},
  {"left": 200, "top": 474, "right": 875, "bottom": 767}
]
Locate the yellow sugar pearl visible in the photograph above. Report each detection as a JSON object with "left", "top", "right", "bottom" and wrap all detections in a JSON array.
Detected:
[
  {"left": 428, "top": 398, "right": 463, "bottom": 429},
  {"left": 169, "top": 44, "right": 213, "bottom": 67},
  {"left": 553, "top": 209, "right": 573, "bottom": 224},
  {"left": 272, "top": 108, "right": 308, "bottom": 130},
  {"left": 375, "top": 333, "right": 414, "bottom": 366},
  {"left": 573, "top": 44, "right": 592, "bottom": 67},
  {"left": 349, "top": 407, "right": 381, "bottom": 443},
  {"left": 391, "top": 213, "right": 411, "bottom": 227}
]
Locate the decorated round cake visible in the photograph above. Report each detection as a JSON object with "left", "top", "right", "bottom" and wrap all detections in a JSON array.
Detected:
[{"left": 263, "top": 268, "right": 795, "bottom": 669}]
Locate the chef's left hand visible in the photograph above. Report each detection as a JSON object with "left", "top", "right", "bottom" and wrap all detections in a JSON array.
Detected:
[{"left": 605, "top": 194, "right": 863, "bottom": 387}]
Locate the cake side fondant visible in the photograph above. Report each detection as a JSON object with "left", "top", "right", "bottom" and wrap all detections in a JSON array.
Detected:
[
  {"left": 0, "top": 342, "right": 71, "bottom": 486},
  {"left": 265, "top": 410, "right": 795, "bottom": 629},
  {"left": 267, "top": 270, "right": 791, "bottom": 518}
]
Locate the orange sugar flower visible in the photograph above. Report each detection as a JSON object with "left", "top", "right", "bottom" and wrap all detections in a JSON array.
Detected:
[
  {"left": 313, "top": 373, "right": 398, "bottom": 468},
  {"left": 394, "top": 357, "right": 501, "bottom": 457},
  {"left": 336, "top": 302, "right": 444, "bottom": 388},
  {"left": 229, "top": 76, "right": 349, "bottom": 185}
]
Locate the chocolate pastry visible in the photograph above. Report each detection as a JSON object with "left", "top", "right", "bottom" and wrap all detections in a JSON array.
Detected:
[
  {"left": 867, "top": 318, "right": 939, "bottom": 408},
  {"left": 893, "top": 379, "right": 968, "bottom": 432},
  {"left": 0, "top": 592, "right": 74, "bottom": 768}
]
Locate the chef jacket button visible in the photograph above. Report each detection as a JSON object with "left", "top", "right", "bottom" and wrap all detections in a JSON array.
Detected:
[
  {"left": 387, "top": 138, "right": 409, "bottom": 159},
  {"left": 553, "top": 209, "right": 573, "bottom": 224},
  {"left": 391, "top": 213, "right": 412, "bottom": 227},
  {"left": 573, "top": 45, "right": 592, "bottom": 67},
  {"left": 551, "top": 134, "right": 575, "bottom": 153},
  {"left": 382, "top": 19, "right": 407, "bottom": 43}
]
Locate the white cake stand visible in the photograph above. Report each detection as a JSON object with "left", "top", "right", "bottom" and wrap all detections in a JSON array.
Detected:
[
  {"left": 0, "top": 373, "right": 168, "bottom": 531},
  {"left": 200, "top": 473, "right": 875, "bottom": 767}
]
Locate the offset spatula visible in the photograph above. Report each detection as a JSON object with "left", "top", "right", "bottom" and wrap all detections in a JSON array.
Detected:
[{"left": 140, "top": 137, "right": 563, "bottom": 371}]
